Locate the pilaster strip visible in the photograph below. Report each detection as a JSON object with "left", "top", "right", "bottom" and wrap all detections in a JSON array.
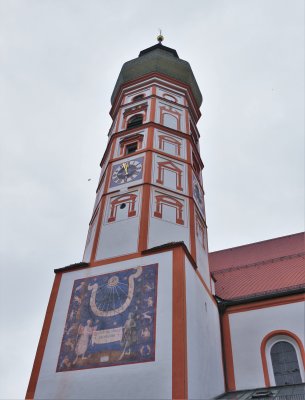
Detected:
[
  {"left": 221, "top": 312, "right": 236, "bottom": 391},
  {"left": 26, "top": 273, "right": 62, "bottom": 399},
  {"left": 172, "top": 247, "right": 188, "bottom": 399}
]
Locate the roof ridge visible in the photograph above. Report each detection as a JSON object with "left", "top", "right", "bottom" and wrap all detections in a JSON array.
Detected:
[
  {"left": 209, "top": 232, "right": 305, "bottom": 255},
  {"left": 212, "top": 252, "right": 305, "bottom": 274}
]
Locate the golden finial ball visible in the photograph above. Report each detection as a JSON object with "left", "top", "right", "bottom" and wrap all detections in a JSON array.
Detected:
[{"left": 157, "top": 34, "right": 164, "bottom": 43}]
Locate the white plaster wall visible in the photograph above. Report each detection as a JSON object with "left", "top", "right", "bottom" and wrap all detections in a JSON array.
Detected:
[
  {"left": 95, "top": 189, "right": 141, "bottom": 260},
  {"left": 92, "top": 179, "right": 104, "bottom": 213},
  {"left": 185, "top": 258, "right": 225, "bottom": 399},
  {"left": 229, "top": 301, "right": 305, "bottom": 390},
  {"left": 154, "top": 130, "right": 186, "bottom": 160},
  {"left": 83, "top": 211, "right": 99, "bottom": 263},
  {"left": 149, "top": 188, "right": 190, "bottom": 250},
  {"left": 163, "top": 113, "right": 179, "bottom": 130},
  {"left": 148, "top": 214, "right": 190, "bottom": 250},
  {"left": 35, "top": 252, "right": 173, "bottom": 400},
  {"left": 155, "top": 99, "right": 186, "bottom": 133},
  {"left": 195, "top": 231, "right": 210, "bottom": 289},
  {"left": 153, "top": 154, "right": 188, "bottom": 195}
]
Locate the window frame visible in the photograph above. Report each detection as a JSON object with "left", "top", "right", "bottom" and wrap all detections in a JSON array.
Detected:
[
  {"left": 126, "top": 114, "right": 143, "bottom": 130},
  {"left": 125, "top": 142, "right": 138, "bottom": 155},
  {"left": 132, "top": 94, "right": 145, "bottom": 102},
  {"left": 263, "top": 333, "right": 305, "bottom": 386}
]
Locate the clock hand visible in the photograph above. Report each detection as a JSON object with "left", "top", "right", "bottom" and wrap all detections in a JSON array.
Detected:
[{"left": 122, "top": 162, "right": 129, "bottom": 175}]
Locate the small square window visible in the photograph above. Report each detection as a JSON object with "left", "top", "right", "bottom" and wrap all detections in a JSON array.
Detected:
[{"left": 125, "top": 143, "right": 138, "bottom": 155}]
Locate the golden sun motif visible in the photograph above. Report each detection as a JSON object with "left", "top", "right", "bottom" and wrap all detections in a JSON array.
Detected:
[{"left": 107, "top": 276, "right": 119, "bottom": 288}]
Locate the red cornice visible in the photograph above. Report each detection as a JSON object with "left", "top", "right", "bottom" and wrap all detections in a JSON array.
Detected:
[
  {"left": 119, "top": 93, "right": 200, "bottom": 127},
  {"left": 102, "top": 122, "right": 205, "bottom": 168},
  {"left": 110, "top": 72, "right": 201, "bottom": 120}
]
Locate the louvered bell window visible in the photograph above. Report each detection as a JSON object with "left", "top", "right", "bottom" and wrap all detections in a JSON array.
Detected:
[
  {"left": 127, "top": 114, "right": 143, "bottom": 129},
  {"left": 271, "top": 341, "right": 302, "bottom": 386}
]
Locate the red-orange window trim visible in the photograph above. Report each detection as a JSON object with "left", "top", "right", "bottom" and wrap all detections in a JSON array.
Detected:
[{"left": 260, "top": 330, "right": 305, "bottom": 387}]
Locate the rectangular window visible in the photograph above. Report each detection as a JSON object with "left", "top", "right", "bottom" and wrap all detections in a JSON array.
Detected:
[{"left": 125, "top": 143, "right": 138, "bottom": 155}]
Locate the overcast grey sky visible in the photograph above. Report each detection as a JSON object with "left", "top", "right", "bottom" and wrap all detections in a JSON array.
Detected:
[{"left": 0, "top": 0, "right": 304, "bottom": 398}]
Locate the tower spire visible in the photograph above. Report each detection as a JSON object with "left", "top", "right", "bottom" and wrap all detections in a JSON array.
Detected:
[{"left": 157, "top": 28, "right": 164, "bottom": 43}]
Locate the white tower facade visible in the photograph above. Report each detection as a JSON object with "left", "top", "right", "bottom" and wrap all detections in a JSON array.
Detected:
[{"left": 27, "top": 43, "right": 225, "bottom": 400}]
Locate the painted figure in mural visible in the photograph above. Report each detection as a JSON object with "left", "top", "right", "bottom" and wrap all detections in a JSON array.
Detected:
[
  {"left": 142, "top": 311, "right": 152, "bottom": 323},
  {"left": 73, "top": 320, "right": 95, "bottom": 365},
  {"left": 66, "top": 323, "right": 78, "bottom": 336},
  {"left": 141, "top": 327, "right": 151, "bottom": 339},
  {"left": 143, "top": 282, "right": 153, "bottom": 292},
  {"left": 145, "top": 296, "right": 153, "bottom": 307},
  {"left": 140, "top": 344, "right": 151, "bottom": 357},
  {"left": 60, "top": 355, "right": 72, "bottom": 370},
  {"left": 73, "top": 295, "right": 82, "bottom": 305},
  {"left": 119, "top": 312, "right": 137, "bottom": 360},
  {"left": 75, "top": 281, "right": 86, "bottom": 293},
  {"left": 69, "top": 310, "right": 75, "bottom": 321},
  {"left": 64, "top": 338, "right": 75, "bottom": 351}
]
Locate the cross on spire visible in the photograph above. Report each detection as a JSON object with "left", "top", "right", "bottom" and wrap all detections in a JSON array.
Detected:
[{"left": 157, "top": 29, "right": 164, "bottom": 43}]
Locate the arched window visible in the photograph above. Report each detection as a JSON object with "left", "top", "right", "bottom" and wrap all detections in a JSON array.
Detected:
[
  {"left": 261, "top": 331, "right": 305, "bottom": 387},
  {"left": 271, "top": 341, "right": 302, "bottom": 386},
  {"left": 132, "top": 94, "right": 145, "bottom": 102},
  {"left": 127, "top": 114, "right": 143, "bottom": 129}
]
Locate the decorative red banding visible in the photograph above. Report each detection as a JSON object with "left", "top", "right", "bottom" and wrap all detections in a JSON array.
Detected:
[
  {"left": 156, "top": 160, "right": 183, "bottom": 191},
  {"left": 154, "top": 194, "right": 184, "bottom": 225}
]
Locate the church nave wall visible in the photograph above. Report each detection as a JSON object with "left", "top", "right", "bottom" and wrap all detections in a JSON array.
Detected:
[{"left": 226, "top": 299, "right": 305, "bottom": 390}]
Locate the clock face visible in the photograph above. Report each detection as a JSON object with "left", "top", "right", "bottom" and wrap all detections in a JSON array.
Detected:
[
  {"left": 110, "top": 157, "right": 143, "bottom": 187},
  {"left": 194, "top": 184, "right": 202, "bottom": 204},
  {"left": 192, "top": 174, "right": 205, "bottom": 216}
]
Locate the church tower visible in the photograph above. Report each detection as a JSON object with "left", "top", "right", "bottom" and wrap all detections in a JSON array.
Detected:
[{"left": 26, "top": 40, "right": 225, "bottom": 400}]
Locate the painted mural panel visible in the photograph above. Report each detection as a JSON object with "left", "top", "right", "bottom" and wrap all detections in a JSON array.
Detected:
[{"left": 57, "top": 264, "right": 158, "bottom": 372}]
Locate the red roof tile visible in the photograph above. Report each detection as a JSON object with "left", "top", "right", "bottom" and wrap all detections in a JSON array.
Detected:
[{"left": 208, "top": 233, "right": 305, "bottom": 300}]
